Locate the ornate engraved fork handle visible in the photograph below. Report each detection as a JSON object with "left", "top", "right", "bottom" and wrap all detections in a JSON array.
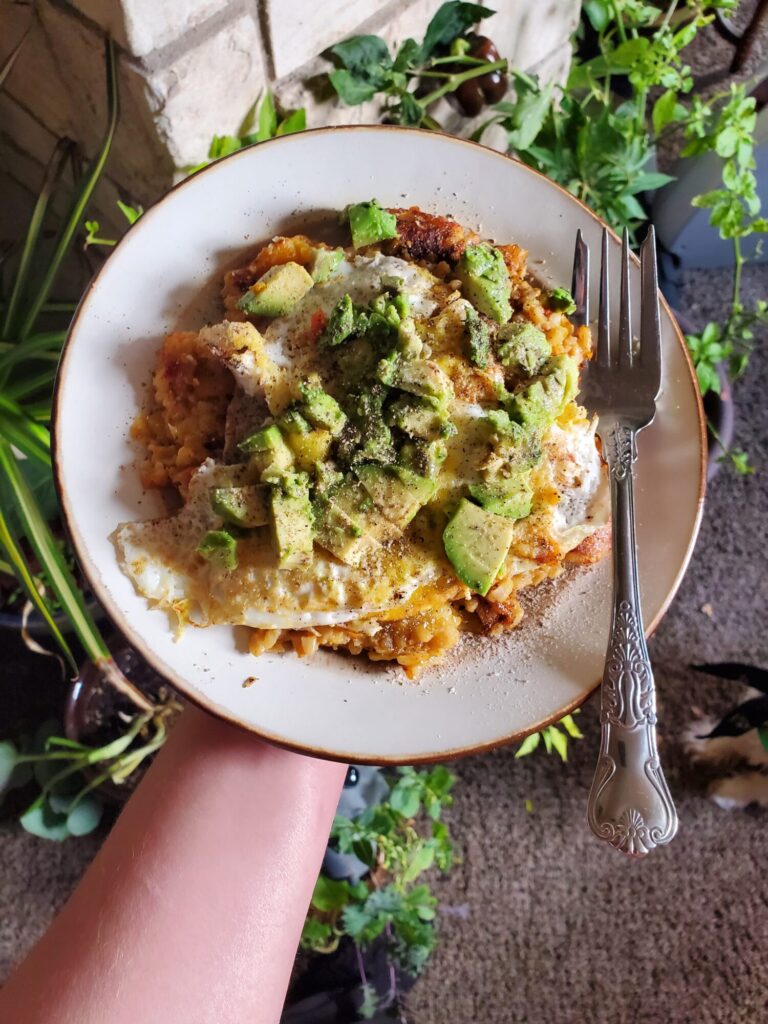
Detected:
[{"left": 587, "top": 421, "right": 678, "bottom": 856}]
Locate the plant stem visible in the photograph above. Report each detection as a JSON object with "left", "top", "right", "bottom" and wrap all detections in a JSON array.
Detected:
[
  {"left": 419, "top": 58, "right": 506, "bottom": 107},
  {"left": 728, "top": 236, "right": 744, "bottom": 332},
  {"left": 660, "top": 0, "right": 680, "bottom": 33},
  {"left": 611, "top": 0, "right": 628, "bottom": 42}
]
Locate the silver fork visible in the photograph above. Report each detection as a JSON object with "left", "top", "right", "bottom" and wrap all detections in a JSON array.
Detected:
[{"left": 573, "top": 225, "right": 678, "bottom": 857}]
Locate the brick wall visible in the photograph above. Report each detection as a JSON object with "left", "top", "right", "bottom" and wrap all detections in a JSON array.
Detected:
[{"left": 1, "top": 0, "right": 579, "bottom": 232}]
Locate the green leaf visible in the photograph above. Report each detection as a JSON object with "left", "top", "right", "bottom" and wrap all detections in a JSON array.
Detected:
[
  {"left": 560, "top": 713, "right": 583, "bottom": 739},
  {"left": 547, "top": 725, "right": 569, "bottom": 761},
  {"left": 0, "top": 740, "right": 19, "bottom": 790},
  {"left": 421, "top": 3, "right": 495, "bottom": 60},
  {"left": 630, "top": 171, "right": 675, "bottom": 194},
  {"left": 608, "top": 37, "right": 650, "bottom": 69},
  {"left": 256, "top": 90, "right": 278, "bottom": 141},
  {"left": 275, "top": 108, "right": 306, "bottom": 136},
  {"left": 0, "top": 439, "right": 108, "bottom": 668},
  {"left": 515, "top": 732, "right": 541, "bottom": 758},
  {"left": 728, "top": 449, "right": 754, "bottom": 475},
  {"left": 1, "top": 138, "right": 72, "bottom": 341},
  {"left": 19, "top": 38, "right": 119, "bottom": 341},
  {"left": 394, "top": 37, "right": 422, "bottom": 71},
  {"left": 583, "top": 0, "right": 611, "bottom": 32},
  {"left": 758, "top": 725, "right": 768, "bottom": 753},
  {"left": 300, "top": 918, "right": 334, "bottom": 949},
  {"left": 329, "top": 69, "right": 379, "bottom": 105},
  {"left": 66, "top": 795, "right": 103, "bottom": 836},
  {"left": 389, "top": 775, "right": 421, "bottom": 818},
  {"left": 20, "top": 800, "right": 70, "bottom": 841},
  {"left": 403, "top": 842, "right": 435, "bottom": 883},
  {"left": 116, "top": 199, "right": 142, "bottom": 225},
  {"left": 310, "top": 875, "right": 351, "bottom": 912},
  {"left": 652, "top": 90, "right": 686, "bottom": 135},
  {"left": 331, "top": 35, "right": 392, "bottom": 82}
]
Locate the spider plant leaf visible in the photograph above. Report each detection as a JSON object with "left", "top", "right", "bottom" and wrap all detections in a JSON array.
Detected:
[
  {"left": 0, "top": 437, "right": 109, "bottom": 667},
  {"left": 0, "top": 501, "right": 75, "bottom": 669},
  {"left": 0, "top": 397, "right": 51, "bottom": 466},
  {"left": 1, "top": 139, "right": 73, "bottom": 341},
  {"left": 18, "top": 38, "right": 118, "bottom": 341},
  {"left": 0, "top": 331, "right": 66, "bottom": 376},
  {"left": 6, "top": 367, "right": 59, "bottom": 402},
  {"left": 0, "top": 29, "right": 29, "bottom": 91}
]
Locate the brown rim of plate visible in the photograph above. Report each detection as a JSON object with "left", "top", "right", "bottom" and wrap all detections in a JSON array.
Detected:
[{"left": 52, "top": 124, "right": 708, "bottom": 766}]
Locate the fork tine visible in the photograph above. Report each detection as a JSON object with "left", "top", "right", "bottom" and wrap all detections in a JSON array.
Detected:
[
  {"left": 640, "top": 224, "right": 662, "bottom": 395},
  {"left": 618, "top": 227, "right": 632, "bottom": 368},
  {"left": 571, "top": 229, "right": 589, "bottom": 329},
  {"left": 597, "top": 227, "right": 610, "bottom": 367}
]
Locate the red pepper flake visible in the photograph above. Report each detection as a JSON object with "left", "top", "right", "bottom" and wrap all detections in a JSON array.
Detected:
[{"left": 309, "top": 308, "right": 327, "bottom": 342}]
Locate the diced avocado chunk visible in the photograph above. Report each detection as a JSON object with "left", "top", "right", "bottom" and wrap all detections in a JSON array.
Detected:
[
  {"left": 388, "top": 395, "right": 455, "bottom": 442},
  {"left": 341, "top": 384, "right": 396, "bottom": 466},
  {"left": 456, "top": 244, "right": 512, "bottom": 324},
  {"left": 347, "top": 200, "right": 397, "bottom": 249},
  {"left": 443, "top": 499, "right": 516, "bottom": 596},
  {"left": 310, "top": 247, "right": 344, "bottom": 283},
  {"left": 239, "top": 423, "right": 294, "bottom": 475},
  {"left": 286, "top": 428, "right": 332, "bottom": 471},
  {"left": 210, "top": 485, "right": 269, "bottom": 527},
  {"left": 397, "top": 317, "right": 423, "bottom": 358},
  {"left": 355, "top": 463, "right": 436, "bottom": 527},
  {"left": 197, "top": 530, "right": 238, "bottom": 571},
  {"left": 237, "top": 262, "right": 314, "bottom": 317},
  {"left": 279, "top": 408, "right": 312, "bottom": 436},
  {"left": 496, "top": 321, "right": 551, "bottom": 375},
  {"left": 465, "top": 305, "right": 492, "bottom": 368},
  {"left": 547, "top": 287, "right": 576, "bottom": 313},
  {"left": 321, "top": 294, "right": 360, "bottom": 348},
  {"left": 377, "top": 357, "right": 454, "bottom": 404},
  {"left": 507, "top": 355, "right": 579, "bottom": 429},
  {"left": 268, "top": 471, "right": 314, "bottom": 569},
  {"left": 398, "top": 439, "right": 448, "bottom": 479},
  {"left": 298, "top": 378, "right": 347, "bottom": 436},
  {"left": 469, "top": 475, "right": 533, "bottom": 521},
  {"left": 314, "top": 480, "right": 396, "bottom": 565}
]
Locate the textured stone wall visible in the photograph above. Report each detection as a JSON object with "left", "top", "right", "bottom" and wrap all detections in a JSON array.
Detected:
[{"left": 1, "top": 0, "right": 579, "bottom": 230}]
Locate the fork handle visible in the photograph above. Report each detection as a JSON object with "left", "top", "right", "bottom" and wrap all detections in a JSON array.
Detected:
[{"left": 586, "top": 421, "right": 678, "bottom": 856}]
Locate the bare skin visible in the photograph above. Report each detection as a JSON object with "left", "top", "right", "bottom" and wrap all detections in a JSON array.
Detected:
[{"left": 0, "top": 706, "right": 346, "bottom": 1024}]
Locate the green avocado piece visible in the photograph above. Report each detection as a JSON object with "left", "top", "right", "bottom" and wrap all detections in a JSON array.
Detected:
[
  {"left": 443, "top": 499, "right": 516, "bottom": 596},
  {"left": 457, "top": 244, "right": 512, "bottom": 324},
  {"left": 347, "top": 200, "right": 398, "bottom": 248},
  {"left": 268, "top": 471, "right": 314, "bottom": 568},
  {"left": 320, "top": 293, "right": 365, "bottom": 348},
  {"left": 397, "top": 317, "right": 423, "bottom": 358},
  {"left": 496, "top": 321, "right": 551, "bottom": 375},
  {"left": 507, "top": 355, "right": 579, "bottom": 429},
  {"left": 398, "top": 439, "right": 448, "bottom": 479},
  {"left": 388, "top": 395, "right": 455, "bottom": 442},
  {"left": 310, "top": 247, "right": 344, "bottom": 283},
  {"left": 547, "top": 287, "right": 576, "bottom": 313},
  {"left": 340, "top": 384, "right": 396, "bottom": 466},
  {"left": 237, "top": 262, "right": 314, "bottom": 317},
  {"left": 355, "top": 463, "right": 436, "bottom": 527},
  {"left": 465, "top": 305, "right": 492, "bottom": 368},
  {"left": 197, "top": 530, "right": 238, "bottom": 571},
  {"left": 298, "top": 378, "right": 347, "bottom": 436},
  {"left": 210, "top": 485, "right": 269, "bottom": 527},
  {"left": 377, "top": 357, "right": 454, "bottom": 405},
  {"left": 469, "top": 475, "right": 533, "bottom": 521},
  {"left": 314, "top": 480, "right": 397, "bottom": 565},
  {"left": 239, "top": 424, "right": 294, "bottom": 475},
  {"left": 278, "top": 407, "right": 312, "bottom": 436}
]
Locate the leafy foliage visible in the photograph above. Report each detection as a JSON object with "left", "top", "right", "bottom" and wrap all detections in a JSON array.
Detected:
[
  {"left": 515, "top": 712, "right": 584, "bottom": 762},
  {"left": 328, "top": 2, "right": 505, "bottom": 127},
  {"left": 0, "top": 707, "right": 177, "bottom": 840},
  {"left": 301, "top": 764, "right": 457, "bottom": 1013}
]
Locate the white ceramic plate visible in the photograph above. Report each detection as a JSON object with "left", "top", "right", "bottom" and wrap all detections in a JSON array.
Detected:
[{"left": 54, "top": 127, "right": 705, "bottom": 764}]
